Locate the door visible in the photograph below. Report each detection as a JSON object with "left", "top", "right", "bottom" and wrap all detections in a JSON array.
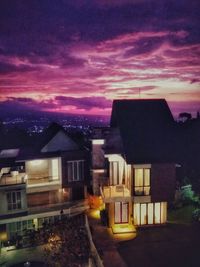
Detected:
[{"left": 114, "top": 202, "right": 129, "bottom": 224}]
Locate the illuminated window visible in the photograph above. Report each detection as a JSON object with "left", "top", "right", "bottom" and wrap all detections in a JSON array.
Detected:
[
  {"left": 7, "top": 191, "right": 22, "bottom": 210},
  {"left": 133, "top": 203, "right": 140, "bottom": 225},
  {"left": 133, "top": 202, "right": 167, "bottom": 225},
  {"left": 134, "top": 168, "right": 150, "bottom": 196},
  {"left": 161, "top": 202, "right": 167, "bottom": 223},
  {"left": 67, "top": 160, "right": 84, "bottom": 182},
  {"left": 148, "top": 203, "right": 154, "bottom": 224},
  {"left": 141, "top": 203, "right": 147, "bottom": 225},
  {"left": 110, "top": 161, "right": 120, "bottom": 185},
  {"left": 51, "top": 158, "right": 59, "bottom": 180},
  {"left": 114, "top": 202, "right": 129, "bottom": 224},
  {"left": 154, "top": 203, "right": 161, "bottom": 224}
]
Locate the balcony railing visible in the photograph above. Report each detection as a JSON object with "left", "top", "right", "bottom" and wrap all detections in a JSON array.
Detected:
[
  {"left": 100, "top": 185, "right": 131, "bottom": 201},
  {"left": 0, "top": 173, "right": 27, "bottom": 186},
  {"left": 134, "top": 186, "right": 150, "bottom": 196},
  {"left": 27, "top": 176, "right": 59, "bottom": 186}
]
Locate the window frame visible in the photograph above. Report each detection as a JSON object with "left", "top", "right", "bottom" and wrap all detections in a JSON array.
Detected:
[
  {"left": 133, "top": 202, "right": 167, "bottom": 225},
  {"left": 67, "top": 160, "right": 84, "bottom": 182},
  {"left": 110, "top": 161, "right": 121, "bottom": 185},
  {"left": 114, "top": 202, "right": 129, "bottom": 224},
  {"left": 7, "top": 190, "right": 22, "bottom": 211},
  {"left": 134, "top": 168, "right": 151, "bottom": 196}
]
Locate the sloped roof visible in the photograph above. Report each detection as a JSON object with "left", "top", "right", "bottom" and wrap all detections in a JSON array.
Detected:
[
  {"left": 17, "top": 123, "right": 81, "bottom": 160},
  {"left": 110, "top": 99, "right": 176, "bottom": 163}
]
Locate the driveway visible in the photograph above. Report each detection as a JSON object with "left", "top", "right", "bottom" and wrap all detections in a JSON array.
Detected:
[{"left": 118, "top": 223, "right": 200, "bottom": 267}]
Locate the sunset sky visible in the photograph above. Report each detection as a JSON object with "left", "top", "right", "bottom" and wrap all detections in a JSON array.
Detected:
[{"left": 0, "top": 0, "right": 200, "bottom": 118}]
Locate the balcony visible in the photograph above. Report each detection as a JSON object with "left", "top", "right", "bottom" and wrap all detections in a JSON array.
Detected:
[
  {"left": 0, "top": 172, "right": 26, "bottom": 187},
  {"left": 100, "top": 185, "right": 131, "bottom": 203},
  {"left": 28, "top": 200, "right": 88, "bottom": 215}
]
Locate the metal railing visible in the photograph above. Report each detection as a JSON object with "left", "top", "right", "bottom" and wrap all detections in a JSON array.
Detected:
[
  {"left": 85, "top": 215, "right": 104, "bottom": 267},
  {"left": 27, "top": 176, "right": 59, "bottom": 185},
  {"left": 101, "top": 185, "right": 131, "bottom": 199},
  {"left": 0, "top": 174, "right": 26, "bottom": 186}
]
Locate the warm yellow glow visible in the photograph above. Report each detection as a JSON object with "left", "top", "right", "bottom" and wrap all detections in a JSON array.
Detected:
[
  {"left": 134, "top": 203, "right": 140, "bottom": 225},
  {"left": 92, "top": 139, "right": 105, "bottom": 145},
  {"left": 11, "top": 171, "right": 19, "bottom": 176},
  {"left": 112, "top": 224, "right": 136, "bottom": 234},
  {"left": 133, "top": 202, "right": 167, "bottom": 225},
  {"left": 0, "top": 232, "right": 7, "bottom": 241},
  {"left": 105, "top": 154, "right": 124, "bottom": 162},
  {"left": 134, "top": 164, "right": 151, "bottom": 168},
  {"left": 51, "top": 158, "right": 59, "bottom": 179},
  {"left": 155, "top": 203, "right": 161, "bottom": 224},
  {"left": 161, "top": 202, "right": 167, "bottom": 223},
  {"left": 112, "top": 231, "right": 137, "bottom": 241},
  {"left": 29, "top": 160, "right": 43, "bottom": 166},
  {"left": 148, "top": 203, "right": 154, "bottom": 224},
  {"left": 48, "top": 234, "right": 61, "bottom": 249},
  {"left": 89, "top": 209, "right": 101, "bottom": 219},
  {"left": 103, "top": 185, "right": 131, "bottom": 199},
  {"left": 141, "top": 203, "right": 147, "bottom": 225},
  {"left": 92, "top": 169, "right": 105, "bottom": 173}
]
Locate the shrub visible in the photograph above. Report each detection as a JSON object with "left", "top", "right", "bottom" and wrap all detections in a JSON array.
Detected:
[{"left": 192, "top": 209, "right": 200, "bottom": 222}]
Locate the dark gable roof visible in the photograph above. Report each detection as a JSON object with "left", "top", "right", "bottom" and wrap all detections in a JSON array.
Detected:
[
  {"left": 110, "top": 99, "right": 176, "bottom": 163},
  {"left": 39, "top": 122, "right": 64, "bottom": 149},
  {"left": 17, "top": 122, "right": 81, "bottom": 160}
]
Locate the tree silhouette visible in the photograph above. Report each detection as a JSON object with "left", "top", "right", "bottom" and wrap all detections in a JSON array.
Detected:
[{"left": 179, "top": 112, "right": 192, "bottom": 122}]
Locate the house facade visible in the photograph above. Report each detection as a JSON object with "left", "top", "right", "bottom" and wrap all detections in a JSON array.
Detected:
[
  {"left": 91, "top": 99, "right": 177, "bottom": 233},
  {"left": 0, "top": 123, "right": 89, "bottom": 241}
]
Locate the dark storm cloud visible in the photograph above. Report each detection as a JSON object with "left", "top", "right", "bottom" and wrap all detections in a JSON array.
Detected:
[
  {"left": 0, "top": 62, "right": 37, "bottom": 74},
  {"left": 124, "top": 37, "right": 164, "bottom": 57},
  {"left": 0, "top": 0, "right": 199, "bottom": 59},
  {"left": 55, "top": 96, "right": 112, "bottom": 110},
  {"left": 0, "top": 0, "right": 199, "bottom": 116},
  {"left": 2, "top": 96, "right": 112, "bottom": 113}
]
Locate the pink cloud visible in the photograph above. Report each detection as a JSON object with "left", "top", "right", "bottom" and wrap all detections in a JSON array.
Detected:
[{"left": 0, "top": 30, "right": 199, "bottom": 116}]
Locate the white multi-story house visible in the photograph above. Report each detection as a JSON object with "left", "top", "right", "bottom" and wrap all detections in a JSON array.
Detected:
[
  {"left": 91, "top": 99, "right": 177, "bottom": 233},
  {"left": 0, "top": 123, "right": 89, "bottom": 241}
]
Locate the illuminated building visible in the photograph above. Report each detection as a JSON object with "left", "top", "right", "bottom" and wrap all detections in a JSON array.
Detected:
[
  {"left": 0, "top": 123, "right": 89, "bottom": 241},
  {"left": 91, "top": 99, "right": 177, "bottom": 233}
]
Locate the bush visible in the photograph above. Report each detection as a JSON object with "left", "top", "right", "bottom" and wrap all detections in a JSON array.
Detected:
[
  {"left": 192, "top": 209, "right": 200, "bottom": 222},
  {"left": 180, "top": 185, "right": 200, "bottom": 205}
]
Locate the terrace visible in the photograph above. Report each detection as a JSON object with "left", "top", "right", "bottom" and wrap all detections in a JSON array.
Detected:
[
  {"left": 100, "top": 185, "right": 131, "bottom": 202},
  {"left": 0, "top": 172, "right": 27, "bottom": 186}
]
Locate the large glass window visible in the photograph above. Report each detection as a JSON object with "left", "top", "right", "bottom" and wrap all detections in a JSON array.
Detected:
[
  {"left": 133, "top": 202, "right": 167, "bottom": 225},
  {"left": 134, "top": 168, "right": 150, "bottom": 196},
  {"left": 7, "top": 191, "right": 22, "bottom": 210},
  {"left": 110, "top": 161, "right": 120, "bottom": 185},
  {"left": 67, "top": 160, "right": 84, "bottom": 182},
  {"left": 114, "top": 202, "right": 129, "bottom": 224},
  {"left": 154, "top": 203, "right": 161, "bottom": 224},
  {"left": 51, "top": 158, "right": 59, "bottom": 180},
  {"left": 148, "top": 203, "right": 154, "bottom": 224},
  {"left": 141, "top": 203, "right": 147, "bottom": 225}
]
